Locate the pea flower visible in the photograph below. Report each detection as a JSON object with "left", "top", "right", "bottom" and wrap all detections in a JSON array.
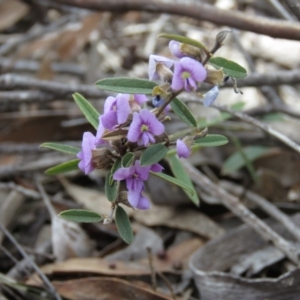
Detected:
[
  {"left": 113, "top": 160, "right": 163, "bottom": 209},
  {"left": 95, "top": 116, "right": 107, "bottom": 146},
  {"left": 203, "top": 86, "right": 219, "bottom": 107},
  {"left": 171, "top": 57, "right": 207, "bottom": 92},
  {"left": 176, "top": 139, "right": 191, "bottom": 159},
  {"left": 77, "top": 132, "right": 97, "bottom": 174},
  {"left": 127, "top": 109, "right": 165, "bottom": 146},
  {"left": 101, "top": 94, "right": 131, "bottom": 129}
]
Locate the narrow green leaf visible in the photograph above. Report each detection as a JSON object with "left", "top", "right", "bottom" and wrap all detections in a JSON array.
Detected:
[
  {"left": 171, "top": 98, "right": 197, "bottom": 127},
  {"left": 40, "top": 142, "right": 80, "bottom": 155},
  {"left": 208, "top": 57, "right": 247, "bottom": 78},
  {"left": 105, "top": 171, "right": 119, "bottom": 202},
  {"left": 96, "top": 77, "right": 156, "bottom": 94},
  {"left": 115, "top": 206, "right": 134, "bottom": 244},
  {"left": 168, "top": 155, "right": 199, "bottom": 206},
  {"left": 150, "top": 171, "right": 194, "bottom": 196},
  {"left": 222, "top": 146, "right": 271, "bottom": 175},
  {"left": 122, "top": 152, "right": 135, "bottom": 167},
  {"left": 73, "top": 93, "right": 99, "bottom": 129},
  {"left": 159, "top": 33, "right": 209, "bottom": 53},
  {"left": 194, "top": 134, "right": 228, "bottom": 147},
  {"left": 140, "top": 144, "right": 168, "bottom": 166},
  {"left": 45, "top": 159, "right": 79, "bottom": 175},
  {"left": 59, "top": 209, "right": 102, "bottom": 223}
]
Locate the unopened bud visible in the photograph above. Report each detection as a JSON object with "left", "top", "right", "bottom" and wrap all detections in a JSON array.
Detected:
[
  {"left": 155, "top": 63, "right": 173, "bottom": 83},
  {"left": 204, "top": 68, "right": 224, "bottom": 86},
  {"left": 216, "top": 30, "right": 231, "bottom": 45},
  {"left": 180, "top": 43, "right": 202, "bottom": 61}
]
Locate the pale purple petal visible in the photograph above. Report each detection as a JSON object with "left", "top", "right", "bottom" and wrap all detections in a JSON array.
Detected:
[
  {"left": 180, "top": 57, "right": 207, "bottom": 82},
  {"left": 101, "top": 110, "right": 117, "bottom": 129},
  {"left": 140, "top": 132, "right": 150, "bottom": 146},
  {"left": 127, "top": 178, "right": 144, "bottom": 192},
  {"left": 134, "top": 94, "right": 148, "bottom": 105},
  {"left": 150, "top": 163, "right": 163, "bottom": 173},
  {"left": 134, "top": 160, "right": 151, "bottom": 181},
  {"left": 127, "top": 112, "right": 142, "bottom": 143},
  {"left": 139, "top": 110, "right": 165, "bottom": 136},
  {"left": 95, "top": 116, "right": 107, "bottom": 146},
  {"left": 203, "top": 86, "right": 219, "bottom": 107},
  {"left": 77, "top": 132, "right": 96, "bottom": 174},
  {"left": 171, "top": 61, "right": 184, "bottom": 91},
  {"left": 104, "top": 96, "right": 116, "bottom": 113},
  {"left": 148, "top": 54, "right": 174, "bottom": 80},
  {"left": 116, "top": 94, "right": 130, "bottom": 124},
  {"left": 169, "top": 40, "right": 184, "bottom": 58},
  {"left": 176, "top": 139, "right": 191, "bottom": 159},
  {"left": 128, "top": 189, "right": 141, "bottom": 207},
  {"left": 113, "top": 166, "right": 135, "bottom": 181},
  {"left": 136, "top": 195, "right": 150, "bottom": 210}
]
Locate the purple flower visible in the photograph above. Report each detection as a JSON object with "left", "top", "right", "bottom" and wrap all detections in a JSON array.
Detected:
[
  {"left": 113, "top": 160, "right": 162, "bottom": 209},
  {"left": 203, "top": 86, "right": 219, "bottom": 107},
  {"left": 176, "top": 139, "right": 191, "bottom": 159},
  {"left": 127, "top": 109, "right": 165, "bottom": 146},
  {"left": 148, "top": 54, "right": 174, "bottom": 81},
  {"left": 171, "top": 57, "right": 207, "bottom": 92},
  {"left": 101, "top": 94, "right": 131, "bottom": 129},
  {"left": 77, "top": 132, "right": 97, "bottom": 174},
  {"left": 169, "top": 40, "right": 185, "bottom": 58}
]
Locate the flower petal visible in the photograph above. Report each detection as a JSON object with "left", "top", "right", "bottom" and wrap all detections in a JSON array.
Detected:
[
  {"left": 171, "top": 61, "right": 184, "bottom": 91},
  {"left": 139, "top": 110, "right": 165, "bottom": 136},
  {"left": 148, "top": 54, "right": 174, "bottom": 80},
  {"left": 180, "top": 57, "right": 207, "bottom": 82},
  {"left": 134, "top": 94, "right": 148, "bottom": 105},
  {"left": 128, "top": 189, "right": 141, "bottom": 208},
  {"left": 134, "top": 160, "right": 151, "bottom": 181},
  {"left": 78, "top": 132, "right": 96, "bottom": 174},
  {"left": 169, "top": 40, "right": 184, "bottom": 58},
  {"left": 176, "top": 139, "right": 191, "bottom": 159},
  {"left": 203, "top": 86, "right": 219, "bottom": 107},
  {"left": 116, "top": 94, "right": 130, "bottom": 124},
  {"left": 127, "top": 112, "right": 142, "bottom": 143},
  {"left": 104, "top": 96, "right": 116, "bottom": 113},
  {"left": 113, "top": 166, "right": 135, "bottom": 181},
  {"left": 101, "top": 110, "right": 117, "bottom": 129},
  {"left": 150, "top": 163, "right": 164, "bottom": 173},
  {"left": 136, "top": 195, "right": 150, "bottom": 210}
]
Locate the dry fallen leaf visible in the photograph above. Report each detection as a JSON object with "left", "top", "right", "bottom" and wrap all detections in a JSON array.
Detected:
[
  {"left": 133, "top": 204, "right": 224, "bottom": 239},
  {"left": 0, "top": 0, "right": 29, "bottom": 31},
  {"left": 53, "top": 277, "right": 172, "bottom": 300}
]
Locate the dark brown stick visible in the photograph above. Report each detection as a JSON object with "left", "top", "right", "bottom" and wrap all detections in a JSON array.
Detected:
[{"left": 52, "top": 0, "right": 300, "bottom": 40}]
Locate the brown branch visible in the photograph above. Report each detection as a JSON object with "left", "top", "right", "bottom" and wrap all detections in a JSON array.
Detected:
[
  {"left": 181, "top": 160, "right": 300, "bottom": 266},
  {"left": 51, "top": 0, "right": 300, "bottom": 40}
]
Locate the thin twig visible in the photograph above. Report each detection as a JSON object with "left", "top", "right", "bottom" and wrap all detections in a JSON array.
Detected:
[
  {"left": 51, "top": 0, "right": 300, "bottom": 40},
  {"left": 0, "top": 182, "right": 40, "bottom": 199},
  {"left": 181, "top": 160, "right": 300, "bottom": 266},
  {"left": 221, "top": 180, "right": 300, "bottom": 242},
  {"left": 146, "top": 247, "right": 157, "bottom": 291},
  {"left": 0, "top": 223, "right": 62, "bottom": 300},
  {"left": 156, "top": 271, "right": 177, "bottom": 300},
  {"left": 267, "top": 0, "right": 294, "bottom": 21}
]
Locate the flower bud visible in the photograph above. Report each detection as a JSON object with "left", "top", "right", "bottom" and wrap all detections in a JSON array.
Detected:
[
  {"left": 169, "top": 40, "right": 202, "bottom": 61},
  {"left": 204, "top": 68, "right": 224, "bottom": 86}
]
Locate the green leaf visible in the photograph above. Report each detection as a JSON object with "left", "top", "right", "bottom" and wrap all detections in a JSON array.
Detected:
[
  {"left": 171, "top": 98, "right": 197, "bottom": 127},
  {"left": 208, "top": 57, "right": 247, "bottom": 78},
  {"left": 122, "top": 152, "right": 135, "bottom": 167},
  {"left": 222, "top": 146, "right": 271, "bottom": 175},
  {"left": 168, "top": 155, "right": 199, "bottom": 206},
  {"left": 45, "top": 159, "right": 79, "bottom": 175},
  {"left": 59, "top": 209, "right": 102, "bottom": 223},
  {"left": 140, "top": 143, "right": 168, "bottom": 166},
  {"left": 150, "top": 171, "right": 194, "bottom": 196},
  {"left": 194, "top": 134, "right": 228, "bottom": 147},
  {"left": 158, "top": 33, "right": 209, "bottom": 53},
  {"left": 115, "top": 206, "right": 134, "bottom": 244},
  {"left": 111, "top": 159, "right": 122, "bottom": 175},
  {"left": 73, "top": 93, "right": 100, "bottom": 129},
  {"left": 96, "top": 77, "right": 156, "bottom": 94},
  {"left": 40, "top": 142, "right": 80, "bottom": 155},
  {"left": 105, "top": 171, "right": 119, "bottom": 202}
]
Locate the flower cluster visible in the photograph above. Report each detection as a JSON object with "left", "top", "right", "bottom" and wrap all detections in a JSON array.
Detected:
[
  {"left": 76, "top": 39, "right": 224, "bottom": 211},
  {"left": 76, "top": 93, "right": 165, "bottom": 210}
]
